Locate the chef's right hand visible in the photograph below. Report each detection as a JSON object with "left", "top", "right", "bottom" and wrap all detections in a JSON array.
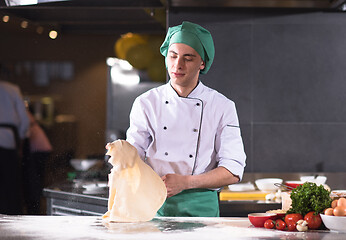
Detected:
[{"left": 161, "top": 174, "right": 189, "bottom": 198}]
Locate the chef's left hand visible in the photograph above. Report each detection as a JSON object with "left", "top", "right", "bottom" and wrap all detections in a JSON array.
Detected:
[{"left": 161, "top": 174, "right": 188, "bottom": 198}]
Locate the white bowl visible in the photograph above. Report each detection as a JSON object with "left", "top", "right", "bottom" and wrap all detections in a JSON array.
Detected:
[
  {"left": 70, "top": 159, "right": 98, "bottom": 171},
  {"left": 255, "top": 178, "right": 283, "bottom": 192},
  {"left": 300, "top": 175, "right": 327, "bottom": 185},
  {"left": 320, "top": 214, "right": 346, "bottom": 233}
]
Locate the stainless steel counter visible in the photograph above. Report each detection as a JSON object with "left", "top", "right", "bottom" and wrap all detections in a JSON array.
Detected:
[
  {"left": 43, "top": 182, "right": 108, "bottom": 216},
  {"left": 1, "top": 215, "right": 344, "bottom": 240}
]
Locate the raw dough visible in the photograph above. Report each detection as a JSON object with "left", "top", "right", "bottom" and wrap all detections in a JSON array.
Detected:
[{"left": 102, "top": 140, "right": 167, "bottom": 222}]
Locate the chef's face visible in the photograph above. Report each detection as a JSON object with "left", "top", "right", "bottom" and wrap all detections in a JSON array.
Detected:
[{"left": 166, "top": 43, "right": 205, "bottom": 88}]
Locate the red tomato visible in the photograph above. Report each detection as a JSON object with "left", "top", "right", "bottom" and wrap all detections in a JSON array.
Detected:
[
  {"left": 287, "top": 222, "right": 297, "bottom": 231},
  {"left": 284, "top": 213, "right": 303, "bottom": 225},
  {"left": 264, "top": 219, "right": 275, "bottom": 229},
  {"left": 275, "top": 219, "right": 286, "bottom": 230},
  {"left": 304, "top": 211, "right": 322, "bottom": 230}
]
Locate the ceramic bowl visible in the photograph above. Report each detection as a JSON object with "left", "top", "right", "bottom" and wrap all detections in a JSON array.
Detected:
[
  {"left": 300, "top": 176, "right": 327, "bottom": 185},
  {"left": 248, "top": 213, "right": 277, "bottom": 227},
  {"left": 320, "top": 214, "right": 346, "bottom": 233},
  {"left": 285, "top": 181, "right": 304, "bottom": 189},
  {"left": 255, "top": 178, "right": 283, "bottom": 192},
  {"left": 275, "top": 213, "right": 286, "bottom": 220},
  {"left": 70, "top": 159, "right": 98, "bottom": 171}
]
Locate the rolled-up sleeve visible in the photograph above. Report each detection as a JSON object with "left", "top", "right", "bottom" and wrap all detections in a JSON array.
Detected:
[{"left": 215, "top": 101, "right": 246, "bottom": 180}]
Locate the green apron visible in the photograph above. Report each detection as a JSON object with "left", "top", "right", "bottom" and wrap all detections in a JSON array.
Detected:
[{"left": 157, "top": 188, "right": 219, "bottom": 217}]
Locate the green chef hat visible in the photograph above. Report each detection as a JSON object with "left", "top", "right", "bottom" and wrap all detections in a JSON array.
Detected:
[{"left": 160, "top": 21, "right": 215, "bottom": 74}]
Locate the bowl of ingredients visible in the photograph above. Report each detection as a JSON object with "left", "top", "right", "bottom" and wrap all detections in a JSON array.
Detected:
[
  {"left": 248, "top": 213, "right": 277, "bottom": 227},
  {"left": 321, "top": 196, "right": 346, "bottom": 232},
  {"left": 255, "top": 178, "right": 283, "bottom": 192},
  {"left": 320, "top": 214, "right": 346, "bottom": 232},
  {"left": 266, "top": 209, "right": 286, "bottom": 219},
  {"left": 285, "top": 181, "right": 304, "bottom": 189},
  {"left": 330, "top": 190, "right": 346, "bottom": 199}
]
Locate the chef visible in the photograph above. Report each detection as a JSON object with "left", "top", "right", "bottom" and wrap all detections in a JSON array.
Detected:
[{"left": 126, "top": 21, "right": 246, "bottom": 217}]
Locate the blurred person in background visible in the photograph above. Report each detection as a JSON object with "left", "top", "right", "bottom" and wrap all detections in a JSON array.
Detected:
[
  {"left": 22, "top": 109, "right": 53, "bottom": 214},
  {"left": 0, "top": 80, "right": 30, "bottom": 215}
]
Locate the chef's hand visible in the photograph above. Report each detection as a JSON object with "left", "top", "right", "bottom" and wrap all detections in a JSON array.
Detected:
[
  {"left": 161, "top": 167, "right": 239, "bottom": 198},
  {"left": 161, "top": 174, "right": 188, "bottom": 198}
]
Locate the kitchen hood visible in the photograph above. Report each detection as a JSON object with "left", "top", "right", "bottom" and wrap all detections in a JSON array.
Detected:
[{"left": 1, "top": 0, "right": 345, "bottom": 36}]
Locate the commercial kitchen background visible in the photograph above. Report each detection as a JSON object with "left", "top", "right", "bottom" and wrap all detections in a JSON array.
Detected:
[{"left": 1, "top": 2, "right": 346, "bottom": 188}]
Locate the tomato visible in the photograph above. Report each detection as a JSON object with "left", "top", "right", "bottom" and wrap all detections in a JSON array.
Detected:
[
  {"left": 275, "top": 219, "right": 286, "bottom": 230},
  {"left": 264, "top": 219, "right": 275, "bottom": 229},
  {"left": 284, "top": 213, "right": 303, "bottom": 225},
  {"left": 304, "top": 211, "right": 322, "bottom": 230},
  {"left": 287, "top": 222, "right": 297, "bottom": 231}
]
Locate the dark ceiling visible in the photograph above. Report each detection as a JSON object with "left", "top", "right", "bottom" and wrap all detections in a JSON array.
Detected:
[
  {"left": 0, "top": 0, "right": 345, "bottom": 36},
  {"left": 0, "top": 0, "right": 167, "bottom": 35}
]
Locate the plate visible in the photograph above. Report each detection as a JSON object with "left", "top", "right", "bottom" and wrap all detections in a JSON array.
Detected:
[
  {"left": 83, "top": 188, "right": 107, "bottom": 195},
  {"left": 228, "top": 182, "right": 255, "bottom": 192},
  {"left": 82, "top": 182, "right": 107, "bottom": 190},
  {"left": 82, "top": 182, "right": 108, "bottom": 194}
]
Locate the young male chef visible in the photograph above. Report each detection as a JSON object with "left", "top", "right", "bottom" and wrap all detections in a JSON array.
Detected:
[{"left": 126, "top": 21, "right": 246, "bottom": 217}]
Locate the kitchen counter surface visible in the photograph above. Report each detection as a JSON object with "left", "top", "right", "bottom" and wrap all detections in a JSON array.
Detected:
[{"left": 1, "top": 214, "right": 344, "bottom": 240}]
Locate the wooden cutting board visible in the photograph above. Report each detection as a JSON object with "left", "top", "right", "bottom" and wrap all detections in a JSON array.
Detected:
[{"left": 219, "top": 190, "right": 269, "bottom": 201}]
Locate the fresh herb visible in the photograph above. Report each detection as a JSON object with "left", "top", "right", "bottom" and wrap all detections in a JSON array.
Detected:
[{"left": 287, "top": 182, "right": 332, "bottom": 216}]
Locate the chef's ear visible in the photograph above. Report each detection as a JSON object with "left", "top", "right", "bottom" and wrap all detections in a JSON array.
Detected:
[{"left": 200, "top": 61, "right": 205, "bottom": 71}]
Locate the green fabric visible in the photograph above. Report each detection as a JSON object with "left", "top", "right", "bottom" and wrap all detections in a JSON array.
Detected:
[
  {"left": 169, "top": 31, "right": 205, "bottom": 61},
  {"left": 157, "top": 189, "right": 220, "bottom": 217},
  {"left": 160, "top": 21, "right": 215, "bottom": 74}
]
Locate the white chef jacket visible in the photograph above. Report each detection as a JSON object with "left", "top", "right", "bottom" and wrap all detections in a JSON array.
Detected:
[{"left": 126, "top": 81, "right": 246, "bottom": 180}]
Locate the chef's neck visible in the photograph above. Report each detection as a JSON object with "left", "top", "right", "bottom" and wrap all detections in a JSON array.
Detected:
[{"left": 171, "top": 80, "right": 199, "bottom": 98}]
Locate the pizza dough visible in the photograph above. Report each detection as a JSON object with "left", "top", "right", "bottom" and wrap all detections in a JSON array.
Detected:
[{"left": 102, "top": 140, "right": 167, "bottom": 222}]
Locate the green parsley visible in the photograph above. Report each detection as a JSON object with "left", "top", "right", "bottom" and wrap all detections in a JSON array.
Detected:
[{"left": 287, "top": 182, "right": 332, "bottom": 216}]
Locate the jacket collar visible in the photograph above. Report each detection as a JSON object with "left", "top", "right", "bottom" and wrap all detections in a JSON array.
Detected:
[{"left": 166, "top": 80, "right": 205, "bottom": 99}]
